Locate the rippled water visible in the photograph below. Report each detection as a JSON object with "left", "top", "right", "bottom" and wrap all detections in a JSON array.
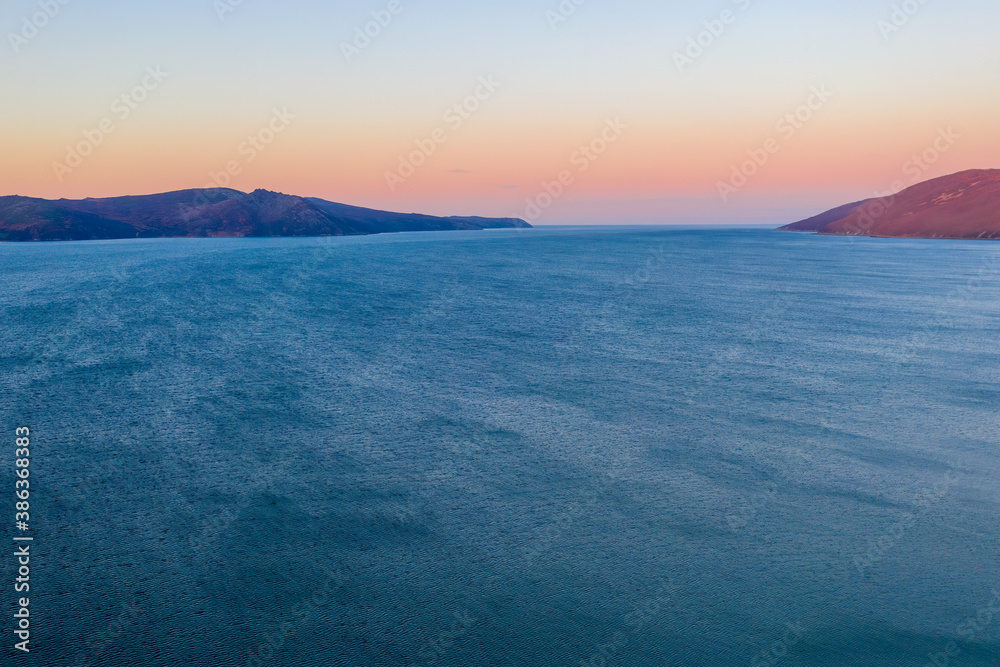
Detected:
[{"left": 2, "top": 227, "right": 1000, "bottom": 666}]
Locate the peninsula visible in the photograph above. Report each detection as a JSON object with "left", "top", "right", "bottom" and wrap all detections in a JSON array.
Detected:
[
  {"left": 0, "top": 188, "right": 530, "bottom": 241},
  {"left": 779, "top": 169, "right": 1000, "bottom": 240}
]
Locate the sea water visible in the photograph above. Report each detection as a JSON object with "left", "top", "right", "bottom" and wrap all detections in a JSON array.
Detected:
[{"left": 1, "top": 227, "right": 999, "bottom": 665}]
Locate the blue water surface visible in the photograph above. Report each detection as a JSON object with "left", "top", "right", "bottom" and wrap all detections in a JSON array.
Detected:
[{"left": 2, "top": 227, "right": 999, "bottom": 666}]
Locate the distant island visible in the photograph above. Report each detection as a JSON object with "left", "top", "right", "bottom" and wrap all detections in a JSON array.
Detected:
[
  {"left": 0, "top": 189, "right": 531, "bottom": 242},
  {"left": 779, "top": 169, "right": 1000, "bottom": 240}
]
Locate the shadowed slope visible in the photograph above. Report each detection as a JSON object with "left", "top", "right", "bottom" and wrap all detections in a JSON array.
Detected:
[{"left": 0, "top": 189, "right": 531, "bottom": 242}]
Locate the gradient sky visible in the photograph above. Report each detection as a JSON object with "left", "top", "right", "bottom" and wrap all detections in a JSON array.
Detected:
[{"left": 3, "top": 0, "right": 999, "bottom": 223}]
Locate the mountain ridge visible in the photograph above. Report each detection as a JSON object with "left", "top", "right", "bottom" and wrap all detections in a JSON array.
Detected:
[{"left": 0, "top": 188, "right": 531, "bottom": 242}]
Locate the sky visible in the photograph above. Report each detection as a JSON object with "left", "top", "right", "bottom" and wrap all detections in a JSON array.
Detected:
[{"left": 2, "top": 0, "right": 998, "bottom": 224}]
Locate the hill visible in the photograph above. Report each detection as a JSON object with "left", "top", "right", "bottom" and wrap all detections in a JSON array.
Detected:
[
  {"left": 0, "top": 189, "right": 530, "bottom": 241},
  {"left": 778, "top": 170, "right": 1000, "bottom": 239}
]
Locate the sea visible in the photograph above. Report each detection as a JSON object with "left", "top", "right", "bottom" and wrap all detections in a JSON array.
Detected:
[{"left": 2, "top": 226, "right": 999, "bottom": 666}]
